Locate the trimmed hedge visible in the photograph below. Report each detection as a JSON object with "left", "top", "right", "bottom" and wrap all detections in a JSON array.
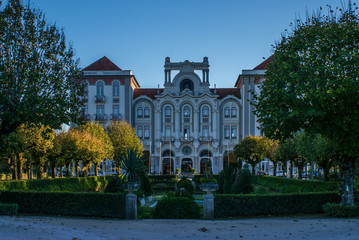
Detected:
[
  {"left": 0, "top": 202, "right": 18, "bottom": 215},
  {"left": 0, "top": 191, "right": 126, "bottom": 218},
  {"left": 324, "top": 203, "right": 359, "bottom": 217},
  {"left": 214, "top": 192, "right": 340, "bottom": 218},
  {"left": 0, "top": 176, "right": 108, "bottom": 192},
  {"left": 153, "top": 196, "right": 200, "bottom": 219},
  {"left": 148, "top": 175, "right": 177, "bottom": 183},
  {"left": 252, "top": 175, "right": 339, "bottom": 193}
]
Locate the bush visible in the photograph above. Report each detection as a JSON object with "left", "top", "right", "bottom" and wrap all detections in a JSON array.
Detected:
[
  {"left": 218, "top": 167, "right": 236, "bottom": 194},
  {"left": 177, "top": 179, "right": 194, "bottom": 194},
  {"left": 0, "top": 176, "right": 108, "bottom": 192},
  {"left": 214, "top": 192, "right": 340, "bottom": 218},
  {"left": 231, "top": 168, "right": 254, "bottom": 194},
  {"left": 153, "top": 196, "right": 200, "bottom": 219},
  {"left": 148, "top": 175, "right": 177, "bottom": 183},
  {"left": 0, "top": 202, "right": 18, "bottom": 215},
  {"left": 140, "top": 174, "right": 153, "bottom": 196},
  {"left": 0, "top": 191, "right": 126, "bottom": 218},
  {"left": 252, "top": 175, "right": 339, "bottom": 193},
  {"left": 104, "top": 175, "right": 125, "bottom": 193},
  {"left": 323, "top": 203, "right": 359, "bottom": 217}
]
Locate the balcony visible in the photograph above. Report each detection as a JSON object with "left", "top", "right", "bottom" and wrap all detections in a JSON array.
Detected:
[
  {"left": 111, "top": 114, "right": 122, "bottom": 121},
  {"left": 94, "top": 114, "right": 107, "bottom": 121},
  {"left": 199, "top": 136, "right": 213, "bottom": 143},
  {"left": 95, "top": 95, "right": 106, "bottom": 103},
  {"left": 180, "top": 136, "right": 194, "bottom": 143},
  {"left": 161, "top": 136, "right": 175, "bottom": 142}
]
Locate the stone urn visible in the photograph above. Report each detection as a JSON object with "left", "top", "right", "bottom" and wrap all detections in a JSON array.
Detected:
[
  {"left": 123, "top": 182, "right": 140, "bottom": 193},
  {"left": 200, "top": 182, "right": 219, "bottom": 193}
]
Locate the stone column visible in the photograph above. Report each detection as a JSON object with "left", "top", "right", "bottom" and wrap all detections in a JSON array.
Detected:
[
  {"left": 203, "top": 193, "right": 215, "bottom": 219},
  {"left": 155, "top": 108, "right": 161, "bottom": 141},
  {"left": 175, "top": 109, "right": 180, "bottom": 140},
  {"left": 194, "top": 110, "right": 199, "bottom": 139},
  {"left": 126, "top": 193, "right": 137, "bottom": 219}
]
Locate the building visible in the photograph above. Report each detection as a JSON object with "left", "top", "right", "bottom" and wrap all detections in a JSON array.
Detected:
[{"left": 82, "top": 56, "right": 271, "bottom": 175}]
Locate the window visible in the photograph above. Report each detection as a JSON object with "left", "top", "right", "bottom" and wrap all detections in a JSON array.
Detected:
[
  {"left": 183, "top": 106, "right": 191, "bottom": 123},
  {"left": 144, "top": 107, "right": 150, "bottom": 118},
  {"left": 144, "top": 126, "right": 150, "bottom": 139},
  {"left": 224, "top": 126, "right": 230, "bottom": 139},
  {"left": 224, "top": 107, "right": 230, "bottom": 118},
  {"left": 231, "top": 107, "right": 237, "bottom": 117},
  {"left": 202, "top": 106, "right": 209, "bottom": 123},
  {"left": 113, "top": 105, "right": 119, "bottom": 115},
  {"left": 165, "top": 126, "right": 171, "bottom": 137},
  {"left": 202, "top": 126, "right": 209, "bottom": 137},
  {"left": 183, "top": 127, "right": 190, "bottom": 139},
  {"left": 180, "top": 79, "right": 194, "bottom": 92},
  {"left": 113, "top": 81, "right": 119, "bottom": 96},
  {"left": 137, "top": 126, "right": 143, "bottom": 139},
  {"left": 164, "top": 106, "right": 172, "bottom": 123},
  {"left": 96, "top": 105, "right": 104, "bottom": 116},
  {"left": 96, "top": 81, "right": 104, "bottom": 96},
  {"left": 231, "top": 126, "right": 237, "bottom": 139},
  {"left": 137, "top": 107, "right": 143, "bottom": 118}
]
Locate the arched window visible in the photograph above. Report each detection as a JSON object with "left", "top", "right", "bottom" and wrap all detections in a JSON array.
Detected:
[
  {"left": 164, "top": 106, "right": 172, "bottom": 123},
  {"left": 144, "top": 107, "right": 150, "bottom": 118},
  {"left": 137, "top": 107, "right": 143, "bottom": 118},
  {"left": 183, "top": 106, "right": 191, "bottom": 123},
  {"left": 231, "top": 107, "right": 237, "bottom": 117},
  {"left": 180, "top": 79, "right": 194, "bottom": 92},
  {"left": 96, "top": 81, "right": 104, "bottom": 96},
  {"left": 113, "top": 81, "right": 119, "bottom": 96},
  {"left": 224, "top": 107, "right": 230, "bottom": 118},
  {"left": 200, "top": 150, "right": 212, "bottom": 157},
  {"left": 202, "top": 106, "right": 209, "bottom": 123}
]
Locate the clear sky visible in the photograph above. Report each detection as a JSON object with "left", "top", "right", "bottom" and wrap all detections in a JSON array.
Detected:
[{"left": 6, "top": 0, "right": 348, "bottom": 88}]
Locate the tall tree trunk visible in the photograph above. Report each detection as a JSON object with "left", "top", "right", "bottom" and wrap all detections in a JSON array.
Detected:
[
  {"left": 251, "top": 163, "right": 255, "bottom": 175},
  {"left": 74, "top": 162, "right": 79, "bottom": 177},
  {"left": 16, "top": 153, "right": 23, "bottom": 180},
  {"left": 60, "top": 168, "right": 64, "bottom": 178},
  {"left": 51, "top": 165, "right": 56, "bottom": 178},
  {"left": 37, "top": 165, "right": 43, "bottom": 179},
  {"left": 94, "top": 162, "right": 99, "bottom": 176},
  {"left": 340, "top": 159, "right": 355, "bottom": 205},
  {"left": 11, "top": 156, "right": 17, "bottom": 180},
  {"left": 289, "top": 161, "right": 293, "bottom": 178},
  {"left": 273, "top": 162, "right": 277, "bottom": 176}
]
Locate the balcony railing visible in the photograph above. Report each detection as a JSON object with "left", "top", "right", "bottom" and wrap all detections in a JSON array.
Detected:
[
  {"left": 94, "top": 114, "right": 107, "bottom": 121},
  {"left": 161, "top": 136, "right": 175, "bottom": 142},
  {"left": 199, "top": 136, "right": 213, "bottom": 142},
  {"left": 180, "top": 136, "right": 194, "bottom": 142},
  {"left": 111, "top": 114, "right": 122, "bottom": 121},
  {"left": 95, "top": 95, "right": 106, "bottom": 103}
]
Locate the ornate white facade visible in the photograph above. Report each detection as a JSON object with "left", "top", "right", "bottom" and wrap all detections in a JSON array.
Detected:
[{"left": 82, "top": 56, "right": 267, "bottom": 175}]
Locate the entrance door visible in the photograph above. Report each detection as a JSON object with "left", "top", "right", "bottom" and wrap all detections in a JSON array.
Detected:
[
  {"left": 200, "top": 158, "right": 211, "bottom": 174},
  {"left": 162, "top": 158, "right": 174, "bottom": 175},
  {"left": 181, "top": 158, "right": 193, "bottom": 173}
]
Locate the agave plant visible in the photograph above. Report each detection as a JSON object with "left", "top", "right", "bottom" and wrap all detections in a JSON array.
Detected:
[{"left": 120, "top": 148, "right": 146, "bottom": 183}]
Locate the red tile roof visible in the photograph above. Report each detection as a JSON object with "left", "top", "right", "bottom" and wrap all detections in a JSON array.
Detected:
[
  {"left": 83, "top": 56, "right": 122, "bottom": 71},
  {"left": 253, "top": 55, "right": 274, "bottom": 70},
  {"left": 210, "top": 88, "right": 241, "bottom": 99},
  {"left": 133, "top": 88, "right": 164, "bottom": 99}
]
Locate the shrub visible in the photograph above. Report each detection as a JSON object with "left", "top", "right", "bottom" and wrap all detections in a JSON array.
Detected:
[
  {"left": 252, "top": 175, "right": 339, "bottom": 193},
  {"left": 231, "top": 168, "right": 254, "bottom": 194},
  {"left": 148, "top": 175, "right": 177, "bottom": 184},
  {"left": 153, "top": 196, "right": 200, "bottom": 219},
  {"left": 0, "top": 202, "right": 18, "bottom": 215},
  {"left": 178, "top": 179, "right": 194, "bottom": 194},
  {"left": 218, "top": 167, "right": 236, "bottom": 194},
  {"left": 140, "top": 174, "right": 153, "bottom": 196},
  {"left": 0, "top": 191, "right": 126, "bottom": 218},
  {"left": 104, "top": 175, "right": 125, "bottom": 193},
  {"left": 323, "top": 203, "right": 359, "bottom": 217},
  {"left": 214, "top": 192, "right": 340, "bottom": 218}
]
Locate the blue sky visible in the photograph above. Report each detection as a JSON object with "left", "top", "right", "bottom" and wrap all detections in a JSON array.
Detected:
[{"left": 8, "top": 0, "right": 348, "bottom": 87}]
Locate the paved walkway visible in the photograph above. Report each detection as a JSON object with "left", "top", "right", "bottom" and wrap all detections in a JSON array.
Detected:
[{"left": 0, "top": 215, "right": 358, "bottom": 240}]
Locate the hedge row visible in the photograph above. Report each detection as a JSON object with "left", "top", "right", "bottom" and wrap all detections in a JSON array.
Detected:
[
  {"left": 0, "top": 202, "right": 18, "bottom": 215},
  {"left": 0, "top": 176, "right": 108, "bottom": 192},
  {"left": 323, "top": 203, "right": 359, "bottom": 217},
  {"left": 148, "top": 175, "right": 177, "bottom": 183},
  {"left": 214, "top": 192, "right": 340, "bottom": 218},
  {"left": 0, "top": 191, "right": 126, "bottom": 218},
  {"left": 252, "top": 175, "right": 339, "bottom": 193},
  {"left": 153, "top": 196, "right": 200, "bottom": 219}
]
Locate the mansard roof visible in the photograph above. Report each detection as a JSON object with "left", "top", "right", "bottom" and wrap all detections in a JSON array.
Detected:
[
  {"left": 133, "top": 88, "right": 240, "bottom": 100},
  {"left": 83, "top": 56, "right": 122, "bottom": 71},
  {"left": 253, "top": 55, "right": 273, "bottom": 70}
]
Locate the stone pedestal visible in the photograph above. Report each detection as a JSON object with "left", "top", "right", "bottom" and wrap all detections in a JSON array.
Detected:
[
  {"left": 203, "top": 193, "right": 214, "bottom": 220},
  {"left": 126, "top": 193, "right": 137, "bottom": 219}
]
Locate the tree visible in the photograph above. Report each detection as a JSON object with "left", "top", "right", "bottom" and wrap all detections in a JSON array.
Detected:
[
  {"left": 107, "top": 121, "right": 143, "bottom": 174},
  {"left": 46, "top": 132, "right": 63, "bottom": 178},
  {"left": 293, "top": 131, "right": 313, "bottom": 179},
  {"left": 277, "top": 137, "right": 297, "bottom": 178},
  {"left": 0, "top": 0, "right": 83, "bottom": 139},
  {"left": 234, "top": 135, "right": 268, "bottom": 175},
  {"left": 312, "top": 134, "right": 336, "bottom": 181},
  {"left": 265, "top": 138, "right": 280, "bottom": 176},
  {"left": 253, "top": 4, "right": 359, "bottom": 205}
]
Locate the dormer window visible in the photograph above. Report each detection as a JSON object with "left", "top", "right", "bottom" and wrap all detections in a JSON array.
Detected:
[{"left": 180, "top": 79, "right": 194, "bottom": 92}]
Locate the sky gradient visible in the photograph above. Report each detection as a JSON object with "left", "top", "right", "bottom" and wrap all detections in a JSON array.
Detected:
[{"left": 4, "top": 0, "right": 348, "bottom": 87}]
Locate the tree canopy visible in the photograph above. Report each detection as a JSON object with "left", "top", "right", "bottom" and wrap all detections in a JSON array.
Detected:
[
  {"left": 0, "top": 0, "right": 83, "bottom": 137},
  {"left": 253, "top": 4, "right": 359, "bottom": 205}
]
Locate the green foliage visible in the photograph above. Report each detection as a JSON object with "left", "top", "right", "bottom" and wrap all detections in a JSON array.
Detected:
[
  {"left": 199, "top": 177, "right": 217, "bottom": 183},
  {"left": 218, "top": 167, "right": 253, "bottom": 194},
  {"left": 153, "top": 196, "right": 200, "bottom": 219},
  {"left": 152, "top": 183, "right": 175, "bottom": 193},
  {"left": 252, "top": 175, "right": 339, "bottom": 193},
  {"left": 0, "top": 176, "right": 108, "bottom": 192},
  {"left": 0, "top": 202, "right": 18, "bottom": 215},
  {"left": 148, "top": 175, "right": 177, "bottom": 183},
  {"left": 218, "top": 167, "right": 236, "bottom": 194},
  {"left": 139, "top": 174, "right": 153, "bottom": 196},
  {"left": 0, "top": 191, "right": 125, "bottom": 218},
  {"left": 177, "top": 179, "right": 194, "bottom": 194},
  {"left": 230, "top": 168, "right": 254, "bottom": 194},
  {"left": 0, "top": 0, "right": 83, "bottom": 137},
  {"left": 121, "top": 148, "right": 146, "bottom": 183},
  {"left": 323, "top": 203, "right": 359, "bottom": 217},
  {"left": 104, "top": 175, "right": 125, "bottom": 193},
  {"left": 214, "top": 192, "right": 340, "bottom": 218}
]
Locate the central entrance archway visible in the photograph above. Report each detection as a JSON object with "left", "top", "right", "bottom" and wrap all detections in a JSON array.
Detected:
[
  {"left": 181, "top": 158, "right": 193, "bottom": 173},
  {"left": 199, "top": 150, "right": 212, "bottom": 174},
  {"left": 162, "top": 150, "right": 174, "bottom": 175}
]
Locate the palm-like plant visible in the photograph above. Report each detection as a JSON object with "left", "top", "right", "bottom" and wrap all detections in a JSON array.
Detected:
[{"left": 121, "top": 148, "right": 146, "bottom": 183}]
